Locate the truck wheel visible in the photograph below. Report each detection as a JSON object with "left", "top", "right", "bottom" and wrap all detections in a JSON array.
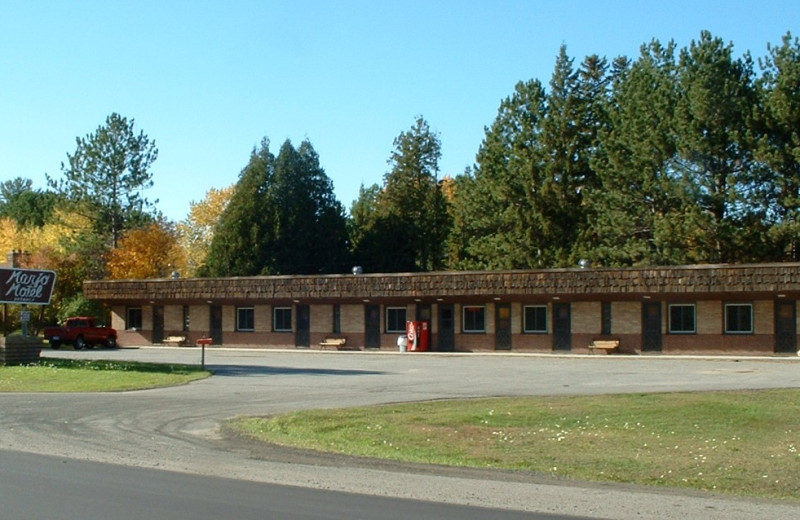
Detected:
[
  {"left": 106, "top": 336, "right": 118, "bottom": 349},
  {"left": 74, "top": 336, "right": 86, "bottom": 350}
]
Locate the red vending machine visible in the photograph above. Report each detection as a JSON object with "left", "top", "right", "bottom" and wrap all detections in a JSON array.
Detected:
[{"left": 406, "top": 321, "right": 429, "bottom": 352}]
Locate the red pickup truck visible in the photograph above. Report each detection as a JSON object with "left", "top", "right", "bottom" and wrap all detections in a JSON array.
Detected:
[{"left": 44, "top": 317, "right": 118, "bottom": 350}]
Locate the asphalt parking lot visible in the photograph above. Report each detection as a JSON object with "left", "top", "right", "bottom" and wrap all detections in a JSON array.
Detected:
[{"left": 3, "top": 347, "right": 800, "bottom": 519}]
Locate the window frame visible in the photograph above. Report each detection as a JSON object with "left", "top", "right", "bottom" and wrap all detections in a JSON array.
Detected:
[
  {"left": 182, "top": 305, "right": 190, "bottom": 332},
  {"left": 126, "top": 307, "right": 142, "bottom": 330},
  {"left": 523, "top": 305, "right": 548, "bottom": 334},
  {"left": 724, "top": 303, "right": 753, "bottom": 334},
  {"left": 236, "top": 307, "right": 255, "bottom": 332},
  {"left": 668, "top": 303, "right": 696, "bottom": 334},
  {"left": 273, "top": 306, "right": 293, "bottom": 332},
  {"left": 601, "top": 302, "right": 612, "bottom": 335},
  {"left": 462, "top": 305, "right": 486, "bottom": 333},
  {"left": 332, "top": 304, "right": 341, "bottom": 334},
  {"left": 385, "top": 306, "right": 407, "bottom": 333}
]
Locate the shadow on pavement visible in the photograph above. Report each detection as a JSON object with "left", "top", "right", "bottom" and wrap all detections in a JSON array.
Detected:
[{"left": 208, "top": 365, "right": 386, "bottom": 377}]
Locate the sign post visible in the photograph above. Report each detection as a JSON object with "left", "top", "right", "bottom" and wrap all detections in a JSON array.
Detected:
[{"left": 20, "top": 307, "right": 31, "bottom": 337}]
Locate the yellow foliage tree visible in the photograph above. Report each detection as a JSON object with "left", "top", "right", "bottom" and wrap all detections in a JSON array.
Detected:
[
  {"left": 177, "top": 185, "right": 234, "bottom": 277},
  {"left": 107, "top": 222, "right": 183, "bottom": 279},
  {"left": 0, "top": 217, "right": 22, "bottom": 254},
  {"left": 26, "top": 209, "right": 95, "bottom": 254}
]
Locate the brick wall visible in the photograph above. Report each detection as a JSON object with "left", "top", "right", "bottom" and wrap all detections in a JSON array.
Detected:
[
  {"left": 572, "top": 301, "right": 601, "bottom": 334},
  {"left": 613, "top": 302, "right": 641, "bottom": 335},
  {"left": 341, "top": 304, "right": 364, "bottom": 333},
  {"left": 0, "top": 336, "right": 42, "bottom": 365},
  {"left": 697, "top": 301, "right": 721, "bottom": 334}
]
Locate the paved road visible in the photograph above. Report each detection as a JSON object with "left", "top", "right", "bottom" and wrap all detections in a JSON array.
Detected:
[
  {"left": 1, "top": 450, "right": 574, "bottom": 520},
  {"left": 3, "top": 347, "right": 800, "bottom": 519}
]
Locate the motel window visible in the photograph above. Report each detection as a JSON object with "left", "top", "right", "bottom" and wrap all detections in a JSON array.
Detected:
[
  {"left": 523, "top": 305, "right": 548, "bottom": 333},
  {"left": 182, "top": 306, "right": 190, "bottom": 332},
  {"left": 462, "top": 305, "right": 486, "bottom": 333},
  {"left": 386, "top": 307, "right": 407, "bottom": 333},
  {"left": 669, "top": 304, "right": 696, "bottom": 334},
  {"left": 126, "top": 307, "right": 142, "bottom": 330},
  {"left": 601, "top": 302, "right": 612, "bottom": 335},
  {"left": 274, "top": 307, "right": 293, "bottom": 332},
  {"left": 237, "top": 307, "right": 255, "bottom": 332},
  {"left": 725, "top": 303, "right": 753, "bottom": 334},
  {"left": 333, "top": 304, "right": 341, "bottom": 334}
]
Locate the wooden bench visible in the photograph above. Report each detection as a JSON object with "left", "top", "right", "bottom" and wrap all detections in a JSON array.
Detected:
[
  {"left": 163, "top": 335, "right": 187, "bottom": 346},
  {"left": 319, "top": 337, "right": 349, "bottom": 350},
  {"left": 589, "top": 339, "right": 620, "bottom": 354}
]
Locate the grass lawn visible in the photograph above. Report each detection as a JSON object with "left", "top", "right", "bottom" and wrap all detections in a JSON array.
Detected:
[
  {"left": 0, "top": 357, "right": 210, "bottom": 392},
  {"left": 230, "top": 389, "right": 800, "bottom": 501}
]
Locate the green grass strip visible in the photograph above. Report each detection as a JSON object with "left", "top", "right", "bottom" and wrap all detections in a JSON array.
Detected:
[
  {"left": 0, "top": 357, "right": 210, "bottom": 392},
  {"left": 231, "top": 390, "right": 800, "bottom": 501}
]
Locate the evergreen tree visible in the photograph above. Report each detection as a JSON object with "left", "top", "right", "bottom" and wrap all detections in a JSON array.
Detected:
[
  {"left": 200, "top": 139, "right": 275, "bottom": 276},
  {"left": 352, "top": 117, "right": 449, "bottom": 272},
  {"left": 582, "top": 40, "right": 702, "bottom": 266},
  {"left": 349, "top": 183, "right": 415, "bottom": 272},
  {"left": 449, "top": 79, "right": 549, "bottom": 269},
  {"left": 757, "top": 32, "right": 800, "bottom": 260},
  {"left": 537, "top": 46, "right": 612, "bottom": 266},
  {"left": 201, "top": 138, "right": 349, "bottom": 276},
  {"left": 270, "top": 140, "right": 350, "bottom": 274},
  {"left": 674, "top": 31, "right": 762, "bottom": 262},
  {"left": 48, "top": 113, "right": 158, "bottom": 248},
  {"left": 451, "top": 47, "right": 611, "bottom": 270},
  {"left": 0, "top": 177, "right": 57, "bottom": 227}
]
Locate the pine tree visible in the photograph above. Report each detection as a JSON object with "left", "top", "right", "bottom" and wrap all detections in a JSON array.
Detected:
[
  {"left": 757, "top": 32, "right": 800, "bottom": 260},
  {"left": 674, "top": 31, "right": 762, "bottom": 262},
  {"left": 582, "top": 40, "right": 702, "bottom": 266},
  {"left": 49, "top": 113, "right": 158, "bottom": 249},
  {"left": 449, "top": 79, "right": 549, "bottom": 269}
]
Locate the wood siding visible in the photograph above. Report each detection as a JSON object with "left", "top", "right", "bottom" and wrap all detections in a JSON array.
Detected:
[{"left": 85, "top": 263, "right": 800, "bottom": 304}]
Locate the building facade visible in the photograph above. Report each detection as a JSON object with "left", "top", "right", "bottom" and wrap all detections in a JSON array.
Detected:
[{"left": 83, "top": 263, "right": 800, "bottom": 355}]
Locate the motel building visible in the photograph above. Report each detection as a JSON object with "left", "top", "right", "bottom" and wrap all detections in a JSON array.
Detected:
[{"left": 83, "top": 263, "right": 800, "bottom": 356}]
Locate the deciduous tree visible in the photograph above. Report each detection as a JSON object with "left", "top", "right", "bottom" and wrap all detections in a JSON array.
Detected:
[
  {"left": 107, "top": 221, "right": 183, "bottom": 279},
  {"left": 177, "top": 185, "right": 234, "bottom": 277}
]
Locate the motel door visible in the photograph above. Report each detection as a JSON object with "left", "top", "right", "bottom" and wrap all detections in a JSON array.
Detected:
[
  {"left": 437, "top": 304, "right": 455, "bottom": 352},
  {"left": 642, "top": 302, "right": 662, "bottom": 352},
  {"left": 552, "top": 303, "right": 571, "bottom": 351},
  {"left": 774, "top": 300, "right": 797, "bottom": 354},
  {"left": 295, "top": 304, "right": 310, "bottom": 348},
  {"left": 209, "top": 305, "right": 223, "bottom": 345},
  {"left": 152, "top": 306, "right": 164, "bottom": 344},
  {"left": 364, "top": 304, "right": 381, "bottom": 349},
  {"left": 495, "top": 303, "right": 512, "bottom": 350}
]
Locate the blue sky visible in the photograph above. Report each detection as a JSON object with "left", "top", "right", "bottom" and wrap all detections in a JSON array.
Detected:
[{"left": 1, "top": 1, "right": 797, "bottom": 221}]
